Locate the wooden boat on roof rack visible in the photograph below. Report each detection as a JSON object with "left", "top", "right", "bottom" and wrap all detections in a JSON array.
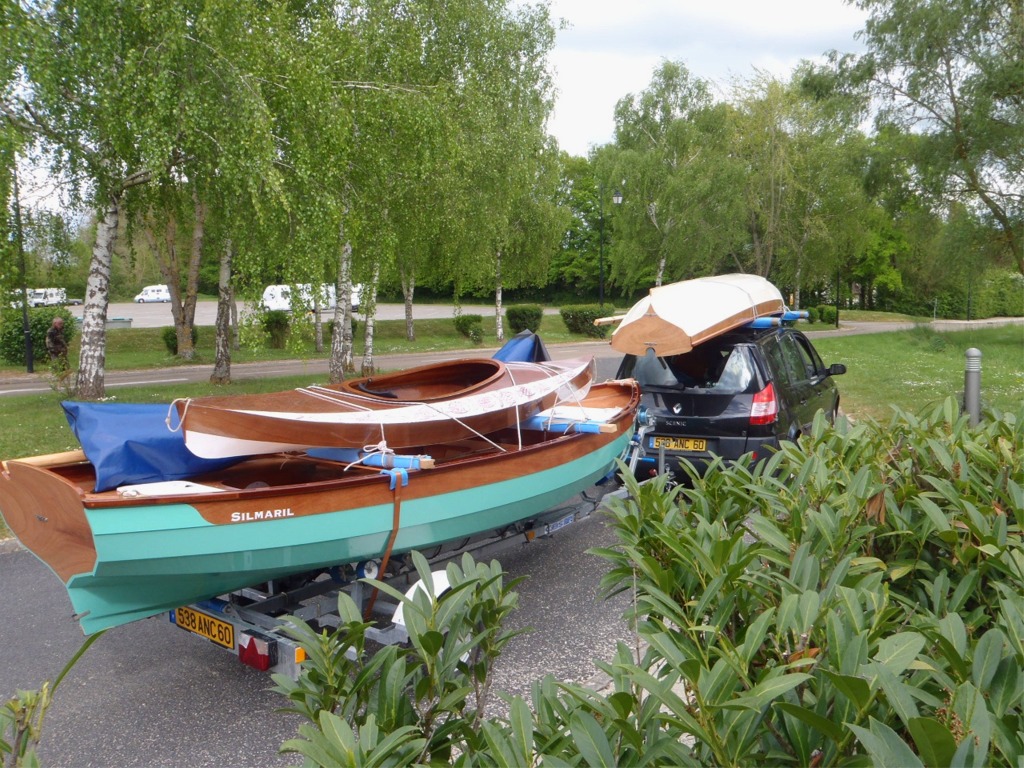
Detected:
[
  {"left": 599, "top": 273, "right": 786, "bottom": 356},
  {"left": 0, "top": 378, "right": 640, "bottom": 635},
  {"left": 174, "top": 356, "right": 595, "bottom": 459}
]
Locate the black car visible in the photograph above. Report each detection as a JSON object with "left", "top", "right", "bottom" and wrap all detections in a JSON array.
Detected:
[{"left": 616, "top": 325, "right": 846, "bottom": 481}]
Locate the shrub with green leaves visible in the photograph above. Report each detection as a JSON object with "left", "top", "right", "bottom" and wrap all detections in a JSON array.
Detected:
[
  {"left": 2, "top": 633, "right": 104, "bottom": 767},
  {"left": 559, "top": 304, "right": 608, "bottom": 338},
  {"left": 274, "top": 552, "right": 524, "bottom": 765},
  {"left": 597, "top": 398, "right": 1023, "bottom": 766},
  {"left": 261, "top": 310, "right": 290, "bottom": 349},
  {"left": 817, "top": 304, "right": 837, "bottom": 324},
  {"left": 506, "top": 304, "right": 543, "bottom": 334},
  {"left": 0, "top": 307, "right": 77, "bottom": 364},
  {"left": 453, "top": 314, "right": 483, "bottom": 344},
  {"left": 275, "top": 399, "right": 1022, "bottom": 766}
]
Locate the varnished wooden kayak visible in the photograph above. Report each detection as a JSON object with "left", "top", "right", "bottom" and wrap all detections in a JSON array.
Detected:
[{"left": 174, "top": 357, "right": 595, "bottom": 459}]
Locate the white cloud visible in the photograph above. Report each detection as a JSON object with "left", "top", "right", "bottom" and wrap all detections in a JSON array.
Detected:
[{"left": 544, "top": 0, "right": 868, "bottom": 156}]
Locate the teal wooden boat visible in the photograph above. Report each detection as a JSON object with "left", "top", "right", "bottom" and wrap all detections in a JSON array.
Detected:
[{"left": 0, "top": 380, "right": 639, "bottom": 635}]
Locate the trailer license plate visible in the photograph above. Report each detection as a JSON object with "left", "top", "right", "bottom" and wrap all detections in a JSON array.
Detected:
[
  {"left": 173, "top": 606, "right": 235, "bottom": 649},
  {"left": 651, "top": 436, "right": 707, "bottom": 452},
  {"left": 547, "top": 513, "right": 574, "bottom": 534}
]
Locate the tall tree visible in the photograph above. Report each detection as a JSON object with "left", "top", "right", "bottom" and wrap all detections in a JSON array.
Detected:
[
  {"left": 607, "top": 61, "right": 743, "bottom": 289},
  {"left": 847, "top": 0, "right": 1023, "bottom": 274}
]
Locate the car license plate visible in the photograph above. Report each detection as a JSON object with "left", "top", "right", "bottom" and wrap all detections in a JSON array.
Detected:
[
  {"left": 172, "top": 606, "right": 235, "bottom": 649},
  {"left": 650, "top": 436, "right": 707, "bottom": 452}
]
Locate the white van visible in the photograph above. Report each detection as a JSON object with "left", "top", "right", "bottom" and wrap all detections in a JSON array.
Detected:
[
  {"left": 262, "top": 283, "right": 361, "bottom": 313},
  {"left": 28, "top": 288, "right": 66, "bottom": 307},
  {"left": 134, "top": 285, "right": 171, "bottom": 303}
]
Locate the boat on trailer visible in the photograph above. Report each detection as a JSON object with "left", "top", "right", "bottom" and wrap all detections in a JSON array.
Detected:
[
  {"left": 0, "top": 379, "right": 640, "bottom": 635},
  {"left": 174, "top": 356, "right": 595, "bottom": 459}
]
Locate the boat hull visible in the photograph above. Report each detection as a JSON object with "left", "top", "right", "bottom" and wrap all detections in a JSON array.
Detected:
[
  {"left": 1, "top": 380, "right": 639, "bottom": 634},
  {"left": 611, "top": 273, "right": 786, "bottom": 356}
]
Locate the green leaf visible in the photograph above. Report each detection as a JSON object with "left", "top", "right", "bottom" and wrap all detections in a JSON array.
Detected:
[
  {"left": 907, "top": 717, "right": 957, "bottom": 768},
  {"left": 986, "top": 656, "right": 1023, "bottom": 717},
  {"left": 508, "top": 697, "right": 533, "bottom": 767},
  {"left": 776, "top": 702, "right": 845, "bottom": 743},
  {"left": 724, "top": 673, "right": 812, "bottom": 711},
  {"left": 418, "top": 629, "right": 445, "bottom": 658},
  {"left": 971, "top": 628, "right": 1005, "bottom": 689},
  {"left": 846, "top": 718, "right": 925, "bottom": 768},
  {"left": 872, "top": 632, "right": 925, "bottom": 675},
  {"left": 569, "top": 711, "right": 617, "bottom": 767},
  {"left": 823, "top": 671, "right": 872, "bottom": 708}
]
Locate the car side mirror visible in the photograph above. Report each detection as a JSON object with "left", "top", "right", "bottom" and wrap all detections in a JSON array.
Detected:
[{"left": 828, "top": 363, "right": 847, "bottom": 376}]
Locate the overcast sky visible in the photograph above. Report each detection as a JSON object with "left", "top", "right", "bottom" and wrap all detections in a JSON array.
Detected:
[{"left": 545, "top": 0, "right": 869, "bottom": 156}]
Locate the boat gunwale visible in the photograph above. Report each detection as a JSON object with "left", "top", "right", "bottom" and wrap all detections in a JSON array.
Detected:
[{"left": 330, "top": 357, "right": 506, "bottom": 402}]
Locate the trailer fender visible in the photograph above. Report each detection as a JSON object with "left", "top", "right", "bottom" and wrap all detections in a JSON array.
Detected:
[{"left": 392, "top": 570, "right": 452, "bottom": 630}]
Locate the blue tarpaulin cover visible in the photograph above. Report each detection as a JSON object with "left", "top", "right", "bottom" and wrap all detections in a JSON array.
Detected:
[
  {"left": 492, "top": 330, "right": 552, "bottom": 363},
  {"left": 62, "top": 401, "right": 241, "bottom": 492}
]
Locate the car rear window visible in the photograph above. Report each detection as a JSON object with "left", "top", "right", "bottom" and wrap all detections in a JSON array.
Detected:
[{"left": 623, "top": 342, "right": 758, "bottom": 395}]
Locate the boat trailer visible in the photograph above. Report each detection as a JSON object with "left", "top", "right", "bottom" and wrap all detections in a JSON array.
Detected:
[{"left": 168, "top": 484, "right": 624, "bottom": 679}]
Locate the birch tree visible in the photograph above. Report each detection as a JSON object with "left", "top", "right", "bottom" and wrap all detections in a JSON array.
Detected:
[{"left": 3, "top": 0, "right": 280, "bottom": 396}]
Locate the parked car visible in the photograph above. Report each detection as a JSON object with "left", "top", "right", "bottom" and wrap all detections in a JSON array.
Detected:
[
  {"left": 617, "top": 325, "right": 846, "bottom": 481},
  {"left": 134, "top": 285, "right": 171, "bottom": 303}
]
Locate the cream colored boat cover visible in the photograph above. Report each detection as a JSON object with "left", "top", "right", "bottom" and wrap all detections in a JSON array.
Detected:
[{"left": 610, "top": 273, "right": 785, "bottom": 356}]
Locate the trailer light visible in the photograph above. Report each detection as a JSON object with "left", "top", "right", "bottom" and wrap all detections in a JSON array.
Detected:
[
  {"left": 238, "top": 630, "right": 278, "bottom": 671},
  {"left": 294, "top": 647, "right": 307, "bottom": 665}
]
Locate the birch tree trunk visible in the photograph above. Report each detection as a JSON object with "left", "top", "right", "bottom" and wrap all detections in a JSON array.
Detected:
[
  {"left": 329, "top": 230, "right": 355, "bottom": 383},
  {"left": 76, "top": 196, "right": 120, "bottom": 399},
  {"left": 494, "top": 250, "right": 505, "bottom": 343},
  {"left": 211, "top": 239, "right": 233, "bottom": 384},
  {"left": 360, "top": 261, "right": 380, "bottom": 377},
  {"left": 401, "top": 271, "right": 415, "bottom": 342}
]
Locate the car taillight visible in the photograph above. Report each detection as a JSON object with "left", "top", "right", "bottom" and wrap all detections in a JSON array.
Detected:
[{"left": 750, "top": 382, "right": 779, "bottom": 425}]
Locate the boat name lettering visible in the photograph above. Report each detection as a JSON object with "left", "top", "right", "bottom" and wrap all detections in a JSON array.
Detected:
[{"left": 230, "top": 508, "right": 294, "bottom": 522}]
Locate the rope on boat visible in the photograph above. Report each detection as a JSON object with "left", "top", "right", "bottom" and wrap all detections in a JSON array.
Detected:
[
  {"left": 340, "top": 441, "right": 395, "bottom": 472},
  {"left": 296, "top": 386, "right": 377, "bottom": 411},
  {"left": 165, "top": 399, "right": 189, "bottom": 432}
]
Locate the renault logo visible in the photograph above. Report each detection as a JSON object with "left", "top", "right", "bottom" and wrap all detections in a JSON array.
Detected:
[{"left": 672, "top": 403, "right": 682, "bottom": 414}]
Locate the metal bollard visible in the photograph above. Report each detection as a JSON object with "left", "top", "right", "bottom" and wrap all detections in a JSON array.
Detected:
[{"left": 964, "top": 348, "right": 982, "bottom": 426}]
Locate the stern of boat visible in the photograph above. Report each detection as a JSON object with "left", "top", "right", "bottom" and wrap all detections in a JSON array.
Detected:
[{"left": 0, "top": 458, "right": 97, "bottom": 584}]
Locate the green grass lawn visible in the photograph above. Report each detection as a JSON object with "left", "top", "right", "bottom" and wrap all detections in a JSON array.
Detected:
[{"left": 812, "top": 323, "right": 1023, "bottom": 422}]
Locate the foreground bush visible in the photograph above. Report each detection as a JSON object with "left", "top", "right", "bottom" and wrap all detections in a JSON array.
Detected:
[
  {"left": 599, "top": 398, "right": 1022, "bottom": 766},
  {"left": 277, "top": 399, "right": 1023, "bottom": 766}
]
